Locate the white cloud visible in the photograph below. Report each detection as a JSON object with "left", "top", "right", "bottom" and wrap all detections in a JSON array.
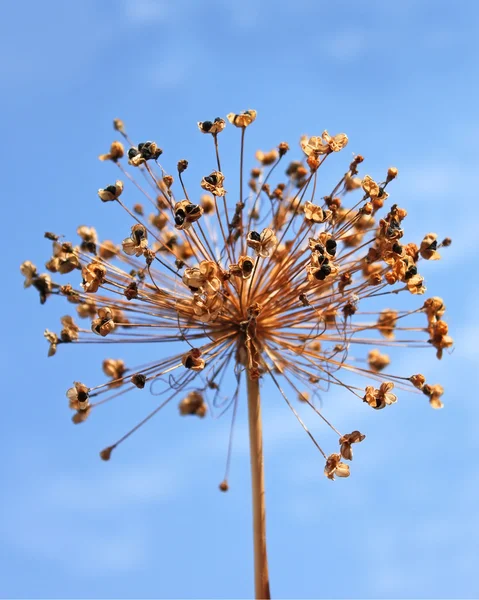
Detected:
[
  {"left": 0, "top": 456, "right": 181, "bottom": 575},
  {"left": 44, "top": 464, "right": 178, "bottom": 511}
]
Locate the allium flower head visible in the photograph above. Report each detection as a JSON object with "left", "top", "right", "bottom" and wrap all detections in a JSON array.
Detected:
[{"left": 22, "top": 111, "right": 453, "bottom": 479}]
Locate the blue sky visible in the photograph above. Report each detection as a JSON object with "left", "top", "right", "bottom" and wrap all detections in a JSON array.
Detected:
[{"left": 2, "top": 0, "right": 479, "bottom": 598}]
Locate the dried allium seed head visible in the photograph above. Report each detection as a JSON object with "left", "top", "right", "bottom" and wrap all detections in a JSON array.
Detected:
[
  {"left": 182, "top": 349, "right": 205, "bottom": 371},
  {"left": 113, "top": 118, "right": 125, "bottom": 133},
  {"left": 227, "top": 110, "right": 257, "bottom": 128},
  {"left": 102, "top": 359, "right": 126, "bottom": 387},
  {"left": 23, "top": 110, "right": 452, "bottom": 482},
  {"left": 198, "top": 117, "right": 226, "bottom": 135},
  {"left": 99, "top": 240, "right": 119, "bottom": 260},
  {"left": 98, "top": 180, "right": 123, "bottom": 202},
  {"left": 122, "top": 224, "right": 148, "bottom": 256},
  {"left": 246, "top": 228, "right": 277, "bottom": 258},
  {"left": 201, "top": 194, "right": 215, "bottom": 214},
  {"left": 324, "top": 453, "right": 350, "bottom": 480},
  {"left": 99, "top": 140, "right": 125, "bottom": 162},
  {"left": 386, "top": 166, "right": 399, "bottom": 182},
  {"left": 100, "top": 446, "right": 114, "bottom": 461},
  {"left": 131, "top": 373, "right": 147, "bottom": 389},
  {"left": 420, "top": 233, "right": 441, "bottom": 260},
  {"left": 410, "top": 374, "right": 426, "bottom": 390},
  {"left": 66, "top": 381, "right": 90, "bottom": 411},
  {"left": 60, "top": 315, "right": 79, "bottom": 342},
  {"left": 423, "top": 383, "right": 444, "bottom": 409},
  {"left": 201, "top": 171, "right": 226, "bottom": 197},
  {"left": 91, "top": 306, "right": 115, "bottom": 337},
  {"left": 367, "top": 349, "right": 390, "bottom": 372},
  {"left": 339, "top": 431, "right": 366, "bottom": 461},
  {"left": 44, "top": 329, "right": 58, "bottom": 357},
  {"left": 179, "top": 391, "right": 207, "bottom": 417},
  {"left": 255, "top": 149, "right": 279, "bottom": 166}
]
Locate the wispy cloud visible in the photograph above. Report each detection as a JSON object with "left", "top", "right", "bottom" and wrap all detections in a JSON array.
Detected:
[{"left": 0, "top": 457, "right": 181, "bottom": 575}]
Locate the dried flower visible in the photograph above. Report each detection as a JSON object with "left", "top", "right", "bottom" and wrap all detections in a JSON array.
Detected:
[
  {"left": 179, "top": 391, "right": 207, "bottom": 417},
  {"left": 91, "top": 306, "right": 115, "bottom": 337},
  {"left": 339, "top": 431, "right": 366, "bottom": 461},
  {"left": 246, "top": 228, "right": 277, "bottom": 258},
  {"left": 98, "top": 141, "right": 124, "bottom": 162},
  {"left": 304, "top": 201, "right": 332, "bottom": 224},
  {"left": 420, "top": 233, "right": 441, "bottom": 260},
  {"left": 201, "top": 171, "right": 226, "bottom": 197},
  {"left": 44, "top": 329, "right": 58, "bottom": 357},
  {"left": 301, "top": 131, "right": 348, "bottom": 156},
  {"left": 23, "top": 110, "right": 451, "bottom": 483},
  {"left": 22, "top": 111, "right": 456, "bottom": 599},
  {"left": 198, "top": 117, "right": 225, "bottom": 135},
  {"left": 66, "top": 381, "right": 90, "bottom": 412},
  {"left": 363, "top": 382, "right": 397, "bottom": 410},
  {"left": 367, "top": 349, "right": 390, "bottom": 372},
  {"left": 60, "top": 315, "right": 79, "bottom": 342},
  {"left": 103, "top": 359, "right": 126, "bottom": 388},
  {"left": 423, "top": 383, "right": 444, "bottom": 409},
  {"left": 227, "top": 110, "right": 257, "bottom": 128},
  {"left": 122, "top": 224, "right": 148, "bottom": 256},
  {"left": 174, "top": 200, "right": 204, "bottom": 230},
  {"left": 98, "top": 180, "right": 123, "bottom": 202},
  {"left": 324, "top": 453, "right": 350, "bottom": 480}
]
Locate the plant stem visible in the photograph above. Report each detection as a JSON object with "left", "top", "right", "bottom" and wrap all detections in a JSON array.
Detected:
[{"left": 247, "top": 376, "right": 271, "bottom": 599}]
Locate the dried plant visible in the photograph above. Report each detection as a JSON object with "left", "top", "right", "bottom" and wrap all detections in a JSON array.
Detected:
[{"left": 22, "top": 110, "right": 452, "bottom": 598}]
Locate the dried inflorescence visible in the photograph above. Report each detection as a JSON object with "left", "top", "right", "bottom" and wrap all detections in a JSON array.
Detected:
[{"left": 22, "top": 111, "right": 453, "bottom": 483}]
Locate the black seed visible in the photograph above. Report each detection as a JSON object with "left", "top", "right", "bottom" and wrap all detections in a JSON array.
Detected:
[
  {"left": 184, "top": 356, "right": 194, "bottom": 369},
  {"left": 428, "top": 240, "right": 438, "bottom": 251},
  {"left": 175, "top": 209, "right": 186, "bottom": 226},
  {"left": 78, "top": 390, "right": 88, "bottom": 402},
  {"left": 392, "top": 243, "right": 403, "bottom": 254},
  {"left": 243, "top": 260, "right": 253, "bottom": 273},
  {"left": 185, "top": 203, "right": 200, "bottom": 215},
  {"left": 202, "top": 121, "right": 213, "bottom": 131},
  {"left": 134, "top": 229, "right": 145, "bottom": 243},
  {"left": 132, "top": 374, "right": 146, "bottom": 389},
  {"left": 314, "top": 269, "right": 326, "bottom": 281},
  {"left": 249, "top": 231, "right": 261, "bottom": 242},
  {"left": 405, "top": 265, "right": 418, "bottom": 280},
  {"left": 214, "top": 117, "right": 222, "bottom": 122},
  {"left": 204, "top": 175, "right": 217, "bottom": 185},
  {"left": 326, "top": 239, "right": 337, "bottom": 255},
  {"left": 321, "top": 264, "right": 332, "bottom": 277},
  {"left": 128, "top": 147, "right": 139, "bottom": 159},
  {"left": 315, "top": 244, "right": 324, "bottom": 254}
]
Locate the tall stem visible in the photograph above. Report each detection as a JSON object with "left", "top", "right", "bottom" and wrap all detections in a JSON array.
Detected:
[{"left": 247, "top": 376, "right": 271, "bottom": 599}]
